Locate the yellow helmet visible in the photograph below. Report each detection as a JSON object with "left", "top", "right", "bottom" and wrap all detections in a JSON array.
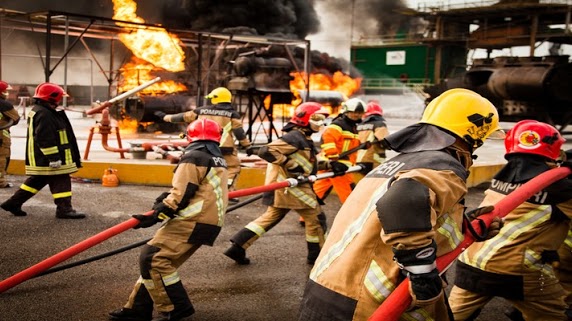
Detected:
[
  {"left": 421, "top": 88, "right": 504, "bottom": 149},
  {"left": 206, "top": 87, "right": 232, "bottom": 104}
]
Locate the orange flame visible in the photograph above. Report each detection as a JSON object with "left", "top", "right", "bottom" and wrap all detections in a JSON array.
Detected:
[
  {"left": 112, "top": 0, "right": 187, "bottom": 95},
  {"left": 285, "top": 71, "right": 362, "bottom": 115},
  {"left": 118, "top": 57, "right": 187, "bottom": 94},
  {"left": 112, "top": 0, "right": 185, "bottom": 72}
]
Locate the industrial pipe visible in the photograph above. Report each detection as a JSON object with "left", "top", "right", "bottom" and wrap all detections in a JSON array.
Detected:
[
  {"left": 85, "top": 77, "right": 162, "bottom": 116},
  {"left": 369, "top": 166, "right": 572, "bottom": 321}
]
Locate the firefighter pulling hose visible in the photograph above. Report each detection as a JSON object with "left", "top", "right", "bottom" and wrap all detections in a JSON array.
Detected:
[
  {"left": 0, "top": 164, "right": 362, "bottom": 294},
  {"left": 369, "top": 165, "right": 572, "bottom": 321}
]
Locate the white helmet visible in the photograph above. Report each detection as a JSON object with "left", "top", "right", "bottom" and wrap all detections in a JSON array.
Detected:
[{"left": 341, "top": 98, "right": 366, "bottom": 113}]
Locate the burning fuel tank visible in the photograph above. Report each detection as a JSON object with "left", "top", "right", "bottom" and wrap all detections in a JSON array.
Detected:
[
  {"left": 424, "top": 55, "right": 572, "bottom": 129},
  {"left": 109, "top": 94, "right": 194, "bottom": 133}
]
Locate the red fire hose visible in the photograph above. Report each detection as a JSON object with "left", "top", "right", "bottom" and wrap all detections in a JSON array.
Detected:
[
  {"left": 369, "top": 166, "right": 572, "bottom": 321},
  {"left": 0, "top": 166, "right": 363, "bottom": 294}
]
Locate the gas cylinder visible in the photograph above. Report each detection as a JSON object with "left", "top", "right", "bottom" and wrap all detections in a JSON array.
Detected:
[{"left": 102, "top": 167, "right": 119, "bottom": 187}]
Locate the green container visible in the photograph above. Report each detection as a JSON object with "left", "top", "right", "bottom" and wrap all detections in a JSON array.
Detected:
[{"left": 351, "top": 43, "right": 466, "bottom": 92}]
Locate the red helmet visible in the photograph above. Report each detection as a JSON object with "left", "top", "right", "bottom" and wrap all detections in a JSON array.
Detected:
[
  {"left": 365, "top": 101, "right": 383, "bottom": 117},
  {"left": 186, "top": 118, "right": 222, "bottom": 143},
  {"left": 0, "top": 81, "right": 12, "bottom": 93},
  {"left": 505, "top": 120, "right": 565, "bottom": 160},
  {"left": 290, "top": 102, "right": 329, "bottom": 127},
  {"left": 33, "top": 82, "right": 68, "bottom": 105}
]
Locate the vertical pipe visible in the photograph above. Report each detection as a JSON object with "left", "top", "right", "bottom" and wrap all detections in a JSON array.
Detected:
[
  {"left": 530, "top": 15, "right": 538, "bottom": 57},
  {"left": 45, "top": 13, "right": 52, "bottom": 82},
  {"left": 304, "top": 40, "right": 310, "bottom": 103},
  {"left": 197, "top": 33, "right": 203, "bottom": 107},
  {"left": 109, "top": 39, "right": 114, "bottom": 99},
  {"left": 433, "top": 16, "right": 442, "bottom": 83},
  {"left": 63, "top": 16, "right": 69, "bottom": 107},
  {"left": 90, "top": 60, "right": 93, "bottom": 104},
  {"left": 566, "top": 6, "right": 571, "bottom": 34}
]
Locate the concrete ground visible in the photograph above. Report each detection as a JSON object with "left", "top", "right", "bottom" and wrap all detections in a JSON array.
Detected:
[{"left": 0, "top": 175, "right": 512, "bottom": 321}]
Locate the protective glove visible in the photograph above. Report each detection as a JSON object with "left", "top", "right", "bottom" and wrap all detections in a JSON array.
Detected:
[
  {"left": 393, "top": 241, "right": 443, "bottom": 308},
  {"left": 245, "top": 146, "right": 255, "bottom": 157},
  {"left": 329, "top": 161, "right": 348, "bottom": 176},
  {"left": 356, "top": 162, "right": 373, "bottom": 174},
  {"left": 154, "top": 111, "right": 167, "bottom": 121},
  {"left": 465, "top": 205, "right": 503, "bottom": 241},
  {"left": 49, "top": 160, "right": 62, "bottom": 169},
  {"left": 154, "top": 192, "right": 170, "bottom": 206},
  {"left": 285, "top": 159, "right": 304, "bottom": 176},
  {"left": 132, "top": 202, "right": 176, "bottom": 229}
]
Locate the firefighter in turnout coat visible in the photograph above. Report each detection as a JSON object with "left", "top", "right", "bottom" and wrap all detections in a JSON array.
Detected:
[
  {"left": 223, "top": 102, "right": 330, "bottom": 265},
  {"left": 449, "top": 120, "right": 572, "bottom": 321},
  {"left": 0, "top": 81, "right": 21, "bottom": 188},
  {"left": 355, "top": 101, "right": 389, "bottom": 174},
  {"left": 156, "top": 87, "right": 253, "bottom": 195},
  {"left": 313, "top": 98, "right": 364, "bottom": 204},
  {"left": 298, "top": 89, "right": 504, "bottom": 321},
  {"left": 109, "top": 118, "right": 228, "bottom": 321},
  {"left": 0, "top": 83, "right": 84, "bottom": 219}
]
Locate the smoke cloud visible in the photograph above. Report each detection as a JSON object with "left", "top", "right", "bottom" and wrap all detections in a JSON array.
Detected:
[{"left": 316, "top": 0, "right": 424, "bottom": 38}]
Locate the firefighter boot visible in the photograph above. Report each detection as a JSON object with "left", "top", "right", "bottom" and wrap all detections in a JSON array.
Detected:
[
  {"left": 307, "top": 242, "right": 321, "bottom": 265},
  {"left": 0, "top": 189, "right": 34, "bottom": 216},
  {"left": 109, "top": 283, "right": 153, "bottom": 321},
  {"left": 223, "top": 242, "right": 250, "bottom": 265},
  {"left": 153, "top": 281, "right": 195, "bottom": 321},
  {"left": 55, "top": 198, "right": 86, "bottom": 219},
  {"left": 503, "top": 307, "right": 525, "bottom": 321}
]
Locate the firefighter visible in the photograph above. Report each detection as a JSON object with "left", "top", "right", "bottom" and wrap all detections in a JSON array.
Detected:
[
  {"left": 448, "top": 120, "right": 572, "bottom": 321},
  {"left": 355, "top": 100, "right": 389, "bottom": 174},
  {"left": 223, "top": 102, "right": 330, "bottom": 265},
  {"left": 109, "top": 118, "right": 228, "bottom": 321},
  {"left": 298, "top": 88, "right": 504, "bottom": 321},
  {"left": 312, "top": 97, "right": 364, "bottom": 204},
  {"left": 155, "top": 87, "right": 253, "bottom": 201},
  {"left": 0, "top": 81, "right": 21, "bottom": 188},
  {"left": 0, "top": 83, "right": 85, "bottom": 219}
]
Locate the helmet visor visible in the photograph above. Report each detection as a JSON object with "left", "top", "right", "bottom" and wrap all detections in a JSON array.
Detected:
[{"left": 309, "top": 113, "right": 326, "bottom": 131}]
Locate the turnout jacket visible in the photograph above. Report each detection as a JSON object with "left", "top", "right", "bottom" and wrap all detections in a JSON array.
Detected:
[
  {"left": 356, "top": 115, "right": 389, "bottom": 168},
  {"left": 164, "top": 103, "right": 251, "bottom": 155},
  {"left": 0, "top": 98, "right": 20, "bottom": 151},
  {"left": 300, "top": 150, "right": 468, "bottom": 320},
  {"left": 320, "top": 115, "right": 360, "bottom": 167},
  {"left": 258, "top": 127, "right": 319, "bottom": 210},
  {"left": 25, "top": 102, "right": 81, "bottom": 176},
  {"left": 155, "top": 141, "right": 229, "bottom": 246},
  {"left": 456, "top": 155, "right": 572, "bottom": 301}
]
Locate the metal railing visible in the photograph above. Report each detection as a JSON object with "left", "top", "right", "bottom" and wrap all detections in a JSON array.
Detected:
[
  {"left": 414, "top": 0, "right": 572, "bottom": 12},
  {"left": 360, "top": 78, "right": 432, "bottom": 90}
]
